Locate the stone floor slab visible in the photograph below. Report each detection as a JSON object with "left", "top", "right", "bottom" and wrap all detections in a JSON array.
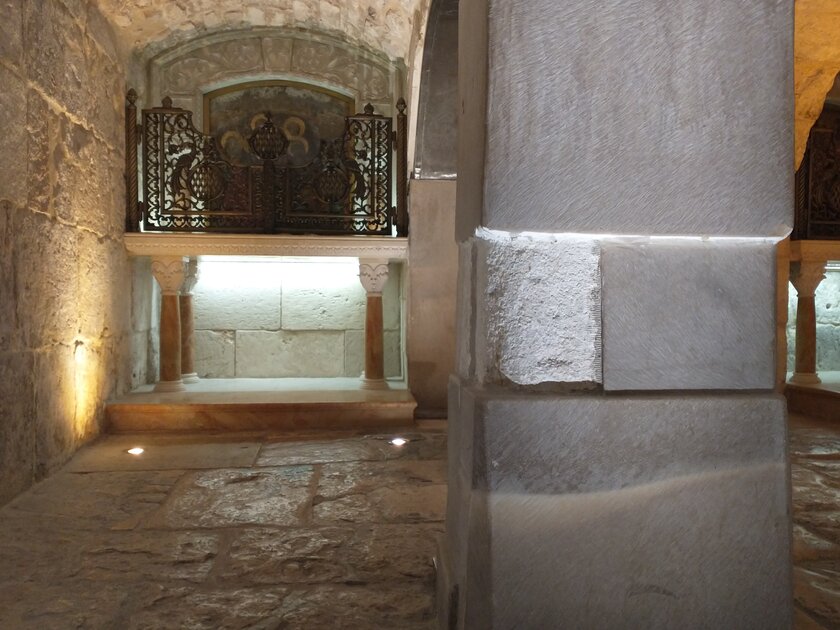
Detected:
[
  {"left": 65, "top": 433, "right": 261, "bottom": 472},
  {"left": 143, "top": 466, "right": 314, "bottom": 529}
]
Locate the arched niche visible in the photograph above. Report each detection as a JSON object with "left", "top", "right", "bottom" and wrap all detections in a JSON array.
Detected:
[{"left": 142, "top": 27, "right": 405, "bottom": 128}]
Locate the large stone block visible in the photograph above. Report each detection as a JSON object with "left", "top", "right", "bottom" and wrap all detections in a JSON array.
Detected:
[
  {"left": 482, "top": 0, "right": 791, "bottom": 236},
  {"left": 12, "top": 212, "right": 80, "bottom": 348},
  {"left": 0, "top": 351, "right": 34, "bottom": 506},
  {"left": 444, "top": 384, "right": 792, "bottom": 628},
  {"left": 32, "top": 344, "right": 77, "bottom": 478},
  {"left": 602, "top": 238, "right": 776, "bottom": 390},
  {"left": 281, "top": 281, "right": 366, "bottom": 330},
  {"left": 194, "top": 330, "right": 235, "bottom": 378},
  {"left": 0, "top": 66, "right": 27, "bottom": 208},
  {"left": 0, "top": 0, "right": 23, "bottom": 69},
  {"left": 344, "top": 329, "right": 401, "bottom": 378},
  {"left": 0, "top": 202, "right": 16, "bottom": 353},
  {"left": 193, "top": 260, "right": 283, "bottom": 331},
  {"left": 473, "top": 229, "right": 601, "bottom": 386},
  {"left": 235, "top": 330, "right": 344, "bottom": 377}
]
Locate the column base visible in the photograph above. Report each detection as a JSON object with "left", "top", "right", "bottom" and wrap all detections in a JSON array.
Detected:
[
  {"left": 154, "top": 379, "right": 186, "bottom": 393},
  {"left": 791, "top": 372, "right": 822, "bottom": 385},
  {"left": 181, "top": 373, "right": 200, "bottom": 384},
  {"left": 360, "top": 376, "right": 389, "bottom": 390}
]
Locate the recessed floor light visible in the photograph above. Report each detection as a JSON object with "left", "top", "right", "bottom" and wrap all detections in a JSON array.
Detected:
[
  {"left": 389, "top": 437, "right": 408, "bottom": 447},
  {"left": 127, "top": 447, "right": 145, "bottom": 456}
]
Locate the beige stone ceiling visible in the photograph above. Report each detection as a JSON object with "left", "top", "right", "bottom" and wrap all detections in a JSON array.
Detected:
[
  {"left": 796, "top": 0, "right": 840, "bottom": 168},
  {"left": 95, "top": 0, "right": 426, "bottom": 62}
]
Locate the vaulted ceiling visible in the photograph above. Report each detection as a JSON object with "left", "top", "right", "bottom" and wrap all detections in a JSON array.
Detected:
[{"left": 95, "top": 0, "right": 428, "bottom": 62}]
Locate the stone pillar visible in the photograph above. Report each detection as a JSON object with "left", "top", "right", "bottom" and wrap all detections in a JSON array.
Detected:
[
  {"left": 179, "top": 257, "right": 200, "bottom": 384},
  {"left": 358, "top": 259, "right": 389, "bottom": 390},
  {"left": 442, "top": 0, "right": 793, "bottom": 628},
  {"left": 151, "top": 256, "right": 186, "bottom": 393},
  {"left": 790, "top": 260, "right": 826, "bottom": 385}
]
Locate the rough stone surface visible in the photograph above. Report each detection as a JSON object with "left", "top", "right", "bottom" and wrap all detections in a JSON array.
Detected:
[
  {"left": 483, "top": 0, "right": 792, "bottom": 236},
  {"left": 0, "top": 0, "right": 132, "bottom": 505},
  {"left": 235, "top": 330, "right": 345, "bottom": 378},
  {"left": 472, "top": 229, "right": 601, "bottom": 386},
  {"left": 443, "top": 381, "right": 792, "bottom": 628},
  {"left": 790, "top": 414, "right": 840, "bottom": 628},
  {"left": 795, "top": 0, "right": 840, "bottom": 167},
  {"left": 602, "top": 238, "right": 777, "bottom": 390},
  {"left": 0, "top": 427, "right": 446, "bottom": 628},
  {"left": 193, "top": 330, "right": 235, "bottom": 378}
]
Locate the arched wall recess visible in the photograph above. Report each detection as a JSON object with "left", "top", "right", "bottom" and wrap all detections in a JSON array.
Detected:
[{"left": 144, "top": 28, "right": 405, "bottom": 129}]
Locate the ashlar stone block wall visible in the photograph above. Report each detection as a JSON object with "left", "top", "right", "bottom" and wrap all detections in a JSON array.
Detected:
[
  {"left": 0, "top": 0, "right": 133, "bottom": 505},
  {"left": 787, "top": 269, "right": 840, "bottom": 373},
  {"left": 192, "top": 259, "right": 402, "bottom": 379}
]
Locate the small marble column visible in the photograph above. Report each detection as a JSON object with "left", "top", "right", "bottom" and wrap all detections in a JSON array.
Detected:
[
  {"left": 359, "top": 259, "right": 390, "bottom": 390},
  {"left": 791, "top": 260, "right": 826, "bottom": 385},
  {"left": 151, "top": 256, "right": 186, "bottom": 393},
  {"left": 179, "top": 257, "right": 200, "bottom": 384}
]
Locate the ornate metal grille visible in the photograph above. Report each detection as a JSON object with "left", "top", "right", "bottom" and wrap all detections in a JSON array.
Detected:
[{"left": 126, "top": 93, "right": 407, "bottom": 236}]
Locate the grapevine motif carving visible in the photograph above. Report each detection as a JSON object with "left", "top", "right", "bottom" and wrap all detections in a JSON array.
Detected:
[{"left": 138, "top": 96, "right": 396, "bottom": 235}]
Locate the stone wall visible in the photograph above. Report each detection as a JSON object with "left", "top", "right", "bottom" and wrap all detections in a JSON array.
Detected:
[
  {"left": 795, "top": 0, "right": 840, "bottom": 167},
  {"left": 192, "top": 259, "right": 402, "bottom": 379},
  {"left": 787, "top": 269, "right": 840, "bottom": 372},
  {"left": 0, "top": 0, "right": 132, "bottom": 505},
  {"left": 143, "top": 28, "right": 402, "bottom": 122}
]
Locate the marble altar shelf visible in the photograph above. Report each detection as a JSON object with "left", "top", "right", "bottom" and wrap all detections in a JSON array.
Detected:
[{"left": 124, "top": 233, "right": 409, "bottom": 259}]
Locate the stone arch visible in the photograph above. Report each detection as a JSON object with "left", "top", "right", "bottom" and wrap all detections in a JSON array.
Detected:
[{"left": 140, "top": 28, "right": 403, "bottom": 126}]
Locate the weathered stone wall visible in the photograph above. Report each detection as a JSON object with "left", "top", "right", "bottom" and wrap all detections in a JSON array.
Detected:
[
  {"left": 192, "top": 260, "right": 402, "bottom": 379},
  {"left": 0, "top": 0, "right": 131, "bottom": 505},
  {"left": 787, "top": 269, "right": 840, "bottom": 372},
  {"left": 795, "top": 0, "right": 840, "bottom": 167}
]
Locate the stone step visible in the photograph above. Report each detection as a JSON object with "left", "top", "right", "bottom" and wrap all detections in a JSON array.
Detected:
[
  {"left": 786, "top": 378, "right": 840, "bottom": 423},
  {"left": 106, "top": 378, "right": 417, "bottom": 432}
]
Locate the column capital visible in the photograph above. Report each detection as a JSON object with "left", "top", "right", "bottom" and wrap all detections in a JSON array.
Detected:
[
  {"left": 181, "top": 257, "right": 200, "bottom": 295},
  {"left": 151, "top": 256, "right": 187, "bottom": 295},
  {"left": 359, "top": 259, "right": 390, "bottom": 295},
  {"left": 790, "top": 260, "right": 826, "bottom": 298}
]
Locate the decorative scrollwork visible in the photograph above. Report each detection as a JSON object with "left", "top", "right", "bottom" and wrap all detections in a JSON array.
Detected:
[{"left": 138, "top": 96, "right": 396, "bottom": 236}]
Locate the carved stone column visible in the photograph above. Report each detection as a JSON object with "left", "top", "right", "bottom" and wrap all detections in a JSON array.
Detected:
[
  {"left": 151, "top": 256, "right": 186, "bottom": 393},
  {"left": 359, "top": 259, "right": 390, "bottom": 390},
  {"left": 791, "top": 260, "right": 826, "bottom": 385},
  {"left": 179, "top": 257, "right": 200, "bottom": 384}
]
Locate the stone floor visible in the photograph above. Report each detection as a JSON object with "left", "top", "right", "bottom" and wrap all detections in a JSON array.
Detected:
[
  {"left": 2, "top": 414, "right": 840, "bottom": 627},
  {"left": 0, "top": 423, "right": 446, "bottom": 629},
  {"left": 792, "top": 413, "right": 840, "bottom": 629}
]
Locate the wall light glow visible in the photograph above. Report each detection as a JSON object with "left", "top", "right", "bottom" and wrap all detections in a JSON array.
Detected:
[
  {"left": 196, "top": 257, "right": 362, "bottom": 291},
  {"left": 126, "top": 447, "right": 145, "bottom": 455}
]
